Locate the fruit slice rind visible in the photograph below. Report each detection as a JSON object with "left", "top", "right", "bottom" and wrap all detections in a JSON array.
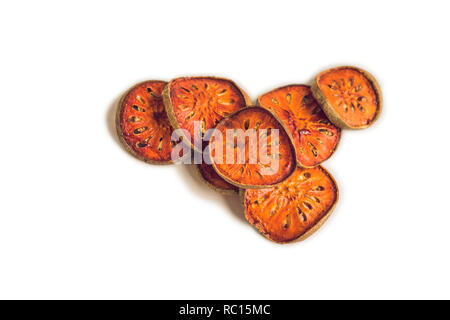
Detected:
[
  {"left": 311, "top": 66, "right": 382, "bottom": 130},
  {"left": 257, "top": 84, "right": 341, "bottom": 168},
  {"left": 162, "top": 76, "right": 252, "bottom": 152},
  {"left": 209, "top": 106, "right": 297, "bottom": 189},
  {"left": 242, "top": 165, "right": 338, "bottom": 243},
  {"left": 193, "top": 163, "right": 239, "bottom": 195},
  {"left": 116, "top": 80, "right": 175, "bottom": 165}
]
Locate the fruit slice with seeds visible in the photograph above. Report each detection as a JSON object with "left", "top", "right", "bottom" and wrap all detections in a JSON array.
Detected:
[
  {"left": 311, "top": 66, "right": 382, "bottom": 129},
  {"left": 163, "top": 77, "right": 250, "bottom": 150},
  {"left": 210, "top": 106, "right": 296, "bottom": 188},
  {"left": 258, "top": 85, "right": 341, "bottom": 167},
  {"left": 242, "top": 165, "right": 338, "bottom": 243},
  {"left": 116, "top": 80, "right": 182, "bottom": 164},
  {"left": 195, "top": 163, "right": 238, "bottom": 194}
]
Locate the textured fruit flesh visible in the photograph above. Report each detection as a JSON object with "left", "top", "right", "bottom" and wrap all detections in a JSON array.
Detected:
[
  {"left": 119, "top": 81, "right": 177, "bottom": 162},
  {"left": 317, "top": 68, "right": 378, "bottom": 128},
  {"left": 168, "top": 77, "right": 247, "bottom": 145},
  {"left": 258, "top": 85, "right": 340, "bottom": 167},
  {"left": 244, "top": 166, "right": 337, "bottom": 243},
  {"left": 197, "top": 163, "right": 238, "bottom": 192},
  {"left": 210, "top": 107, "right": 296, "bottom": 187}
]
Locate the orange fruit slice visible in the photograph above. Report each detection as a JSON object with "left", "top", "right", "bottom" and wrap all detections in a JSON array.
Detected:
[
  {"left": 258, "top": 85, "right": 341, "bottom": 167},
  {"left": 116, "top": 80, "right": 179, "bottom": 164},
  {"left": 312, "top": 66, "right": 382, "bottom": 129},
  {"left": 243, "top": 165, "right": 338, "bottom": 243},
  {"left": 195, "top": 163, "right": 238, "bottom": 194},
  {"left": 210, "top": 106, "right": 296, "bottom": 188},
  {"left": 163, "top": 77, "right": 250, "bottom": 150}
]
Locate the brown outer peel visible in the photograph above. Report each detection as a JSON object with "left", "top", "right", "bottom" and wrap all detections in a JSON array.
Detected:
[
  {"left": 192, "top": 164, "right": 238, "bottom": 195},
  {"left": 256, "top": 84, "right": 341, "bottom": 168},
  {"left": 311, "top": 66, "right": 383, "bottom": 130},
  {"left": 115, "top": 80, "right": 173, "bottom": 165},
  {"left": 240, "top": 166, "right": 339, "bottom": 243},
  {"left": 209, "top": 106, "right": 297, "bottom": 189},
  {"left": 162, "top": 76, "right": 252, "bottom": 152}
]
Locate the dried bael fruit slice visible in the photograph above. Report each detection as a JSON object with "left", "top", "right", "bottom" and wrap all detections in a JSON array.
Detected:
[
  {"left": 311, "top": 66, "right": 382, "bottom": 129},
  {"left": 258, "top": 85, "right": 341, "bottom": 167},
  {"left": 210, "top": 106, "right": 296, "bottom": 188},
  {"left": 194, "top": 163, "right": 238, "bottom": 194},
  {"left": 116, "top": 80, "right": 179, "bottom": 164},
  {"left": 242, "top": 165, "right": 338, "bottom": 243},
  {"left": 163, "top": 77, "right": 250, "bottom": 150}
]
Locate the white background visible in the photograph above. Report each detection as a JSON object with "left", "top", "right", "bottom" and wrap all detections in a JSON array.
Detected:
[{"left": 1, "top": 0, "right": 449, "bottom": 299}]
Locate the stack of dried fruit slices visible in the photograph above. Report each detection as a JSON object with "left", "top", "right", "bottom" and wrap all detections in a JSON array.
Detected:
[{"left": 115, "top": 66, "right": 382, "bottom": 243}]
